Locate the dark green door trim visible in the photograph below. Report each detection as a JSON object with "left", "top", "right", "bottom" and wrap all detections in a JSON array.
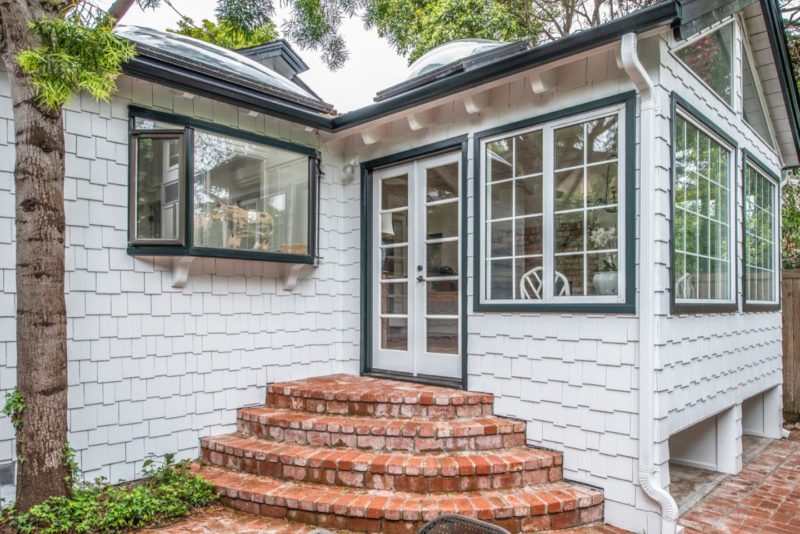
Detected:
[{"left": 360, "top": 136, "right": 470, "bottom": 390}]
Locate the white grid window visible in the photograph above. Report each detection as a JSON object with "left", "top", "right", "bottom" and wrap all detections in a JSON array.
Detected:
[
  {"left": 744, "top": 163, "right": 778, "bottom": 304},
  {"left": 481, "top": 104, "right": 625, "bottom": 304},
  {"left": 673, "top": 111, "right": 734, "bottom": 303}
]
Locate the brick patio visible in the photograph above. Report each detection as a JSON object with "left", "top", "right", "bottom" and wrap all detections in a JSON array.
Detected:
[
  {"left": 678, "top": 430, "right": 800, "bottom": 534},
  {"left": 145, "top": 430, "right": 800, "bottom": 533},
  {"left": 142, "top": 505, "right": 627, "bottom": 533}
]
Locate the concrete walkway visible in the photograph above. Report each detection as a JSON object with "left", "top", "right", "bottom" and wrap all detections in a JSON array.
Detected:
[{"left": 145, "top": 431, "right": 800, "bottom": 533}]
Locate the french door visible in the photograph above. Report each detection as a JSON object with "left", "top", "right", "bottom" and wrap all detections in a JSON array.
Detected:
[{"left": 371, "top": 152, "right": 462, "bottom": 380}]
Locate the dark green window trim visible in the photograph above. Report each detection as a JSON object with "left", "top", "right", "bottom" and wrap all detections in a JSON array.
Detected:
[
  {"left": 742, "top": 149, "right": 781, "bottom": 312},
  {"left": 669, "top": 93, "right": 740, "bottom": 315},
  {"left": 472, "top": 92, "right": 637, "bottom": 314},
  {"left": 127, "top": 106, "right": 320, "bottom": 265},
  {"left": 359, "top": 136, "right": 470, "bottom": 390}
]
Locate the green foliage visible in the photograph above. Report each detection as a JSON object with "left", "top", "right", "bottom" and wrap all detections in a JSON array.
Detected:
[
  {"left": 16, "top": 17, "right": 135, "bottom": 111},
  {"left": 168, "top": 17, "right": 279, "bottom": 49},
  {"left": 216, "top": 0, "right": 275, "bottom": 39},
  {"left": 783, "top": 177, "right": 800, "bottom": 269},
  {"left": 365, "top": 0, "right": 532, "bottom": 63},
  {"left": 63, "top": 443, "right": 79, "bottom": 488},
  {"left": 2, "top": 389, "right": 25, "bottom": 432},
  {"left": 2, "top": 454, "right": 217, "bottom": 534}
]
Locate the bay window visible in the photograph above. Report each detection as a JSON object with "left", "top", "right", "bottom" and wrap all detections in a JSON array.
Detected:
[
  {"left": 128, "top": 108, "right": 319, "bottom": 263},
  {"left": 672, "top": 106, "right": 735, "bottom": 310},
  {"left": 743, "top": 160, "right": 779, "bottom": 308},
  {"left": 477, "top": 97, "right": 633, "bottom": 310}
]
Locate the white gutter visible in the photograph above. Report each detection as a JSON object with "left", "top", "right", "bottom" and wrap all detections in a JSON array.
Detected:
[{"left": 618, "top": 32, "right": 682, "bottom": 534}]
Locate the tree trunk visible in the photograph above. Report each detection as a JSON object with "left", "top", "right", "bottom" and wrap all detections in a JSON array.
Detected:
[{"left": 0, "top": 0, "right": 70, "bottom": 511}]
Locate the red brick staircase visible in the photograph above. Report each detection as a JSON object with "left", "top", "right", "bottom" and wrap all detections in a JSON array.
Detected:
[{"left": 193, "top": 374, "right": 604, "bottom": 533}]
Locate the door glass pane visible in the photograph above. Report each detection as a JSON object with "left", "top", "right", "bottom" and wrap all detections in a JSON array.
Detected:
[
  {"left": 427, "top": 280, "right": 458, "bottom": 315},
  {"left": 381, "top": 211, "right": 408, "bottom": 245},
  {"left": 381, "top": 318, "right": 408, "bottom": 350},
  {"left": 134, "top": 136, "right": 182, "bottom": 241},
  {"left": 427, "top": 203, "right": 458, "bottom": 239},
  {"left": 427, "top": 319, "right": 458, "bottom": 354},
  {"left": 382, "top": 175, "right": 408, "bottom": 210},
  {"left": 381, "top": 246, "right": 408, "bottom": 279},
  {"left": 427, "top": 163, "right": 459, "bottom": 201},
  {"left": 427, "top": 241, "right": 458, "bottom": 277},
  {"left": 381, "top": 282, "right": 408, "bottom": 314}
]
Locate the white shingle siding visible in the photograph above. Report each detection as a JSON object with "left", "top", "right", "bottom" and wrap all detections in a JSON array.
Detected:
[
  {"left": 0, "top": 15, "right": 787, "bottom": 534},
  {"left": 0, "top": 71, "right": 360, "bottom": 485},
  {"left": 655, "top": 27, "right": 783, "bottom": 442}
]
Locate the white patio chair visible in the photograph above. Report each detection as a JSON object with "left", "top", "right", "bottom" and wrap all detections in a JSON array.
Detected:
[{"left": 519, "top": 266, "right": 570, "bottom": 299}]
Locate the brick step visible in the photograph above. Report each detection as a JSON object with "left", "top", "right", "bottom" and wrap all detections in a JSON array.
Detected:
[
  {"left": 238, "top": 406, "right": 527, "bottom": 452},
  {"left": 194, "top": 463, "right": 604, "bottom": 534},
  {"left": 201, "top": 433, "right": 563, "bottom": 492},
  {"left": 267, "top": 374, "right": 493, "bottom": 419}
]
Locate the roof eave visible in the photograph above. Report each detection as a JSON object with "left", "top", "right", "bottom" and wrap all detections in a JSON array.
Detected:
[
  {"left": 331, "top": 0, "right": 682, "bottom": 130},
  {"left": 122, "top": 55, "right": 336, "bottom": 130},
  {"left": 758, "top": 0, "right": 800, "bottom": 169}
]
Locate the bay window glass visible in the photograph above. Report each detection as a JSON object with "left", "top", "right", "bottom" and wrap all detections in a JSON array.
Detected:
[
  {"left": 129, "top": 110, "right": 317, "bottom": 261},
  {"left": 673, "top": 111, "right": 733, "bottom": 303},
  {"left": 192, "top": 130, "right": 310, "bottom": 255},
  {"left": 130, "top": 132, "right": 184, "bottom": 244},
  {"left": 742, "top": 48, "right": 773, "bottom": 145},
  {"left": 674, "top": 22, "right": 733, "bottom": 105},
  {"left": 744, "top": 163, "right": 778, "bottom": 304},
  {"left": 481, "top": 105, "right": 624, "bottom": 304}
]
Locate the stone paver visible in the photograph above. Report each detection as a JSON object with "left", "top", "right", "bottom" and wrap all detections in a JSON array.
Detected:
[{"left": 679, "top": 431, "right": 800, "bottom": 534}]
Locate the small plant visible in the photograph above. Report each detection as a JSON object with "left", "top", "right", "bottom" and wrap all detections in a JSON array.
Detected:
[
  {"left": 2, "top": 453, "right": 217, "bottom": 534},
  {"left": 2, "top": 389, "right": 25, "bottom": 431}
]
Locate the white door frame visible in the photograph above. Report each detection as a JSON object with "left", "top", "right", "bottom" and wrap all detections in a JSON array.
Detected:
[{"left": 369, "top": 150, "right": 463, "bottom": 381}]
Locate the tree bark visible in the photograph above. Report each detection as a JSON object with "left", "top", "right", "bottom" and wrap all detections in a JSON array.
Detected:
[{"left": 0, "top": 0, "right": 71, "bottom": 511}]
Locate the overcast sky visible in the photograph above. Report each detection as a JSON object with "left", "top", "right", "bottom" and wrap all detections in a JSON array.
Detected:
[{"left": 101, "top": 0, "right": 410, "bottom": 112}]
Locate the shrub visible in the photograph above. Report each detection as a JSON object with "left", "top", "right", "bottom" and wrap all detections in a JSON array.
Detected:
[{"left": 1, "top": 453, "right": 217, "bottom": 533}]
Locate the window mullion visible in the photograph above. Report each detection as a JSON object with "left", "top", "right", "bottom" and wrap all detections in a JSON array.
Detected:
[{"left": 543, "top": 126, "right": 555, "bottom": 302}]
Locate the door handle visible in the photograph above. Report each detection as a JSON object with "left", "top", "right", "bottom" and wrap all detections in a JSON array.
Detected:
[{"left": 417, "top": 275, "right": 425, "bottom": 282}]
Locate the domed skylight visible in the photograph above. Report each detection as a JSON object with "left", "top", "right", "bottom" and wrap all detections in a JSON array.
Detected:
[{"left": 406, "top": 39, "right": 510, "bottom": 80}]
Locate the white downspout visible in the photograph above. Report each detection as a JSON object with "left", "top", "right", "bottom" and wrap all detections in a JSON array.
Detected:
[{"left": 618, "top": 32, "right": 682, "bottom": 534}]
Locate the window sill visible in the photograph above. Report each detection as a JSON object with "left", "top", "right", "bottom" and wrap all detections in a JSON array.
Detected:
[
  {"left": 474, "top": 302, "right": 635, "bottom": 314},
  {"left": 742, "top": 302, "right": 781, "bottom": 313},
  {"left": 127, "top": 246, "right": 316, "bottom": 290},
  {"left": 670, "top": 302, "right": 738, "bottom": 315}
]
